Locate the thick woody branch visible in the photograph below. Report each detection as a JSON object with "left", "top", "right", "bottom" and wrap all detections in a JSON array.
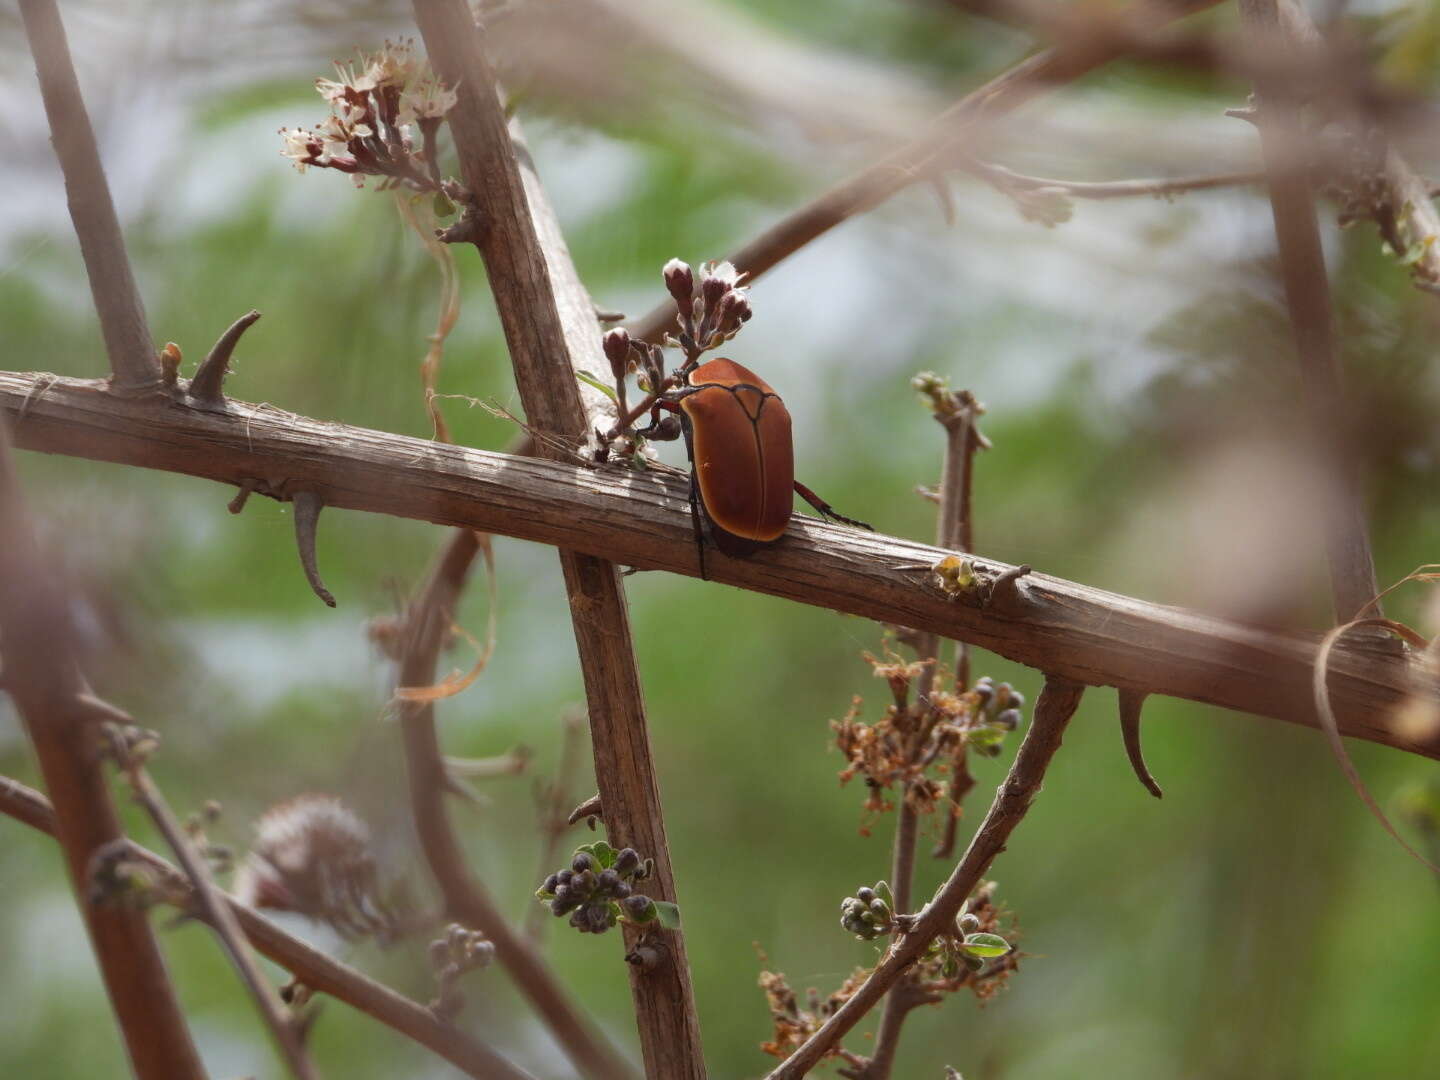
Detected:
[
  {"left": 0, "top": 775, "right": 538, "bottom": 1080},
  {"left": 19, "top": 0, "right": 159, "bottom": 395},
  {"left": 765, "top": 677, "right": 1085, "bottom": 1079},
  {"left": 411, "top": 0, "right": 702, "bottom": 1074},
  {"left": 394, "top": 529, "right": 628, "bottom": 1080},
  {"left": 1238, "top": 0, "right": 1380, "bottom": 623},
  {"left": 0, "top": 417, "right": 204, "bottom": 1079},
  {"left": 627, "top": 0, "right": 1226, "bottom": 343},
  {"left": 3, "top": 371, "right": 1435, "bottom": 762}
]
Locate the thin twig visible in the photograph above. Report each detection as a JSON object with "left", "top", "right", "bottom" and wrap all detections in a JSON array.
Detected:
[
  {"left": 19, "top": 0, "right": 160, "bottom": 395},
  {"left": 767, "top": 676, "right": 1085, "bottom": 1079},
  {"left": 104, "top": 726, "right": 319, "bottom": 1080},
  {"left": 411, "top": 0, "right": 702, "bottom": 1072},
  {"left": 966, "top": 161, "right": 1265, "bottom": 201},
  {"left": 0, "top": 774, "right": 539, "bottom": 1080},
  {"left": 2, "top": 369, "right": 1434, "bottom": 761},
  {"left": 626, "top": 0, "right": 1226, "bottom": 343},
  {"left": 871, "top": 390, "right": 985, "bottom": 1080},
  {"left": 1237, "top": 0, "right": 1380, "bottom": 624},
  {"left": 393, "top": 528, "right": 633, "bottom": 1080},
  {"left": 0, "top": 417, "right": 204, "bottom": 1079}
]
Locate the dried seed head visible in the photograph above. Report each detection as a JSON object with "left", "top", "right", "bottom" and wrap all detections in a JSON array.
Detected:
[{"left": 233, "top": 794, "right": 395, "bottom": 940}]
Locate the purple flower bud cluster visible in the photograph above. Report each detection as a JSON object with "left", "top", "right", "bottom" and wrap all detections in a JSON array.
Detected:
[
  {"left": 538, "top": 845, "right": 657, "bottom": 935},
  {"left": 840, "top": 881, "right": 896, "bottom": 940},
  {"left": 968, "top": 677, "right": 1027, "bottom": 757}
]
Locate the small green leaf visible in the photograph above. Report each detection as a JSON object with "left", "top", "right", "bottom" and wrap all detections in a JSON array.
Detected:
[
  {"left": 653, "top": 901, "right": 682, "bottom": 930},
  {"left": 433, "top": 192, "right": 455, "bottom": 218},
  {"left": 581, "top": 841, "right": 618, "bottom": 869},
  {"left": 967, "top": 726, "right": 1006, "bottom": 748},
  {"left": 535, "top": 884, "right": 554, "bottom": 900},
  {"left": 960, "top": 932, "right": 1009, "bottom": 958},
  {"left": 576, "top": 370, "right": 618, "bottom": 402}
]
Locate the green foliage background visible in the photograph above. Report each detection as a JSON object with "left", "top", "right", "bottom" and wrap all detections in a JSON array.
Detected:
[{"left": 2, "top": 2, "right": 1439, "bottom": 1077}]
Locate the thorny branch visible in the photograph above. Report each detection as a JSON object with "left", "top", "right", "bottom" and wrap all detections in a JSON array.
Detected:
[
  {"left": 625, "top": 0, "right": 1227, "bottom": 343},
  {"left": 3, "top": 369, "right": 1434, "bottom": 763},
  {"left": 0, "top": 774, "right": 538, "bottom": 1080},
  {"left": 866, "top": 380, "right": 988, "bottom": 1080},
  {"left": 1237, "top": 0, "right": 1381, "bottom": 624},
  {"left": 19, "top": 0, "right": 160, "bottom": 395},
  {"left": 411, "top": 0, "right": 703, "bottom": 1073},
  {"left": 0, "top": 417, "right": 203, "bottom": 1079},
  {"left": 767, "top": 677, "right": 1085, "bottom": 1079}
]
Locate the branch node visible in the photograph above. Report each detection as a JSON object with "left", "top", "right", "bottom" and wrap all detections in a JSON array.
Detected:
[
  {"left": 436, "top": 192, "right": 486, "bottom": 246},
  {"left": 1118, "top": 689, "right": 1163, "bottom": 799},
  {"left": 987, "top": 564, "right": 1032, "bottom": 610},
  {"left": 290, "top": 491, "right": 336, "bottom": 607},
  {"left": 159, "top": 343, "right": 183, "bottom": 390},
  {"left": 624, "top": 935, "right": 670, "bottom": 973},
  {"left": 228, "top": 478, "right": 257, "bottom": 515},
  {"left": 189, "top": 310, "right": 261, "bottom": 409}
]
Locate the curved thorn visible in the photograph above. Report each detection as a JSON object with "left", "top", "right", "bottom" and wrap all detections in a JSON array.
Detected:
[
  {"left": 291, "top": 491, "right": 336, "bottom": 607},
  {"left": 1119, "top": 688, "right": 1163, "bottom": 798},
  {"left": 190, "top": 309, "right": 260, "bottom": 407},
  {"left": 989, "top": 564, "right": 1032, "bottom": 609},
  {"left": 566, "top": 793, "right": 602, "bottom": 826}
]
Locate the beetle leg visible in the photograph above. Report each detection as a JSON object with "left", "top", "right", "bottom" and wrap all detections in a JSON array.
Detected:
[
  {"left": 635, "top": 398, "right": 683, "bottom": 441},
  {"left": 793, "top": 481, "right": 874, "bottom": 531},
  {"left": 687, "top": 476, "right": 709, "bottom": 581},
  {"left": 680, "top": 414, "right": 709, "bottom": 580}
]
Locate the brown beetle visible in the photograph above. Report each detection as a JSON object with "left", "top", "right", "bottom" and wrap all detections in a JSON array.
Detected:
[{"left": 639, "top": 357, "right": 871, "bottom": 577}]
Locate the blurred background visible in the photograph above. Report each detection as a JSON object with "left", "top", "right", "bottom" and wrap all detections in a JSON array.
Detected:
[{"left": 2, "top": 0, "right": 1439, "bottom": 1077}]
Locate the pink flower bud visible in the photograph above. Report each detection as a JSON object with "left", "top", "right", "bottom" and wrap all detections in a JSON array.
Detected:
[
  {"left": 603, "top": 327, "right": 632, "bottom": 380},
  {"left": 662, "top": 258, "right": 694, "bottom": 303}
]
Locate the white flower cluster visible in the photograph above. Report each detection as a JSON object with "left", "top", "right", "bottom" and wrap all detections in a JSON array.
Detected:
[{"left": 279, "top": 39, "right": 458, "bottom": 187}]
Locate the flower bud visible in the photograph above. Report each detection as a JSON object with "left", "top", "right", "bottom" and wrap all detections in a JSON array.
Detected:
[
  {"left": 622, "top": 895, "right": 654, "bottom": 921},
  {"left": 541, "top": 873, "right": 560, "bottom": 895},
  {"left": 994, "top": 708, "right": 1021, "bottom": 731},
  {"left": 856, "top": 887, "right": 876, "bottom": 904},
  {"left": 573, "top": 852, "right": 596, "bottom": 874},
  {"left": 602, "top": 328, "right": 631, "bottom": 379},
  {"left": 428, "top": 939, "right": 450, "bottom": 970},
  {"left": 663, "top": 258, "right": 694, "bottom": 303},
  {"left": 958, "top": 913, "right": 981, "bottom": 934},
  {"left": 614, "top": 848, "right": 641, "bottom": 876},
  {"left": 597, "top": 869, "right": 621, "bottom": 894},
  {"left": 715, "top": 290, "right": 752, "bottom": 335}
]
